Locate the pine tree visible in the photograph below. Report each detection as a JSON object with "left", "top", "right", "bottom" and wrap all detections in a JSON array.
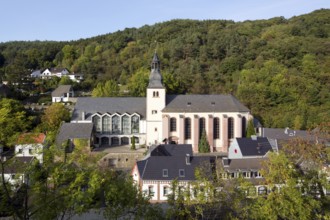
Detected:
[
  {"left": 131, "top": 136, "right": 136, "bottom": 150},
  {"left": 198, "top": 130, "right": 210, "bottom": 153},
  {"left": 246, "top": 119, "right": 256, "bottom": 138}
]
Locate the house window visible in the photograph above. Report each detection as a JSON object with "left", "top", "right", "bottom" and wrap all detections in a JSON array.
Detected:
[
  {"left": 131, "top": 115, "right": 139, "bottom": 133},
  {"left": 163, "top": 186, "right": 169, "bottom": 196},
  {"left": 92, "top": 115, "right": 101, "bottom": 133},
  {"left": 184, "top": 118, "right": 191, "bottom": 140},
  {"left": 163, "top": 169, "right": 168, "bottom": 177},
  {"left": 148, "top": 186, "right": 154, "bottom": 196},
  {"left": 112, "top": 115, "right": 120, "bottom": 134},
  {"left": 170, "top": 117, "right": 176, "bottom": 132},
  {"left": 228, "top": 117, "right": 234, "bottom": 139},
  {"left": 179, "top": 169, "right": 185, "bottom": 177},
  {"left": 213, "top": 117, "right": 220, "bottom": 139},
  {"left": 28, "top": 149, "right": 33, "bottom": 155},
  {"left": 102, "top": 115, "right": 111, "bottom": 133},
  {"left": 199, "top": 117, "right": 206, "bottom": 139},
  {"left": 18, "top": 149, "right": 23, "bottom": 154},
  {"left": 122, "top": 115, "right": 130, "bottom": 134},
  {"left": 258, "top": 186, "right": 267, "bottom": 195}
]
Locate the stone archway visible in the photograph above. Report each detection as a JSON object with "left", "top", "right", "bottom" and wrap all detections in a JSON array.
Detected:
[
  {"left": 121, "top": 137, "right": 129, "bottom": 145},
  {"left": 101, "top": 137, "right": 109, "bottom": 146},
  {"left": 111, "top": 137, "right": 119, "bottom": 146}
]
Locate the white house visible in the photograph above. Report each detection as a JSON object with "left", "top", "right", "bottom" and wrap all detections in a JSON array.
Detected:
[
  {"left": 3, "top": 156, "right": 35, "bottom": 186},
  {"left": 70, "top": 53, "right": 253, "bottom": 153},
  {"left": 51, "top": 85, "right": 74, "bottom": 103},
  {"left": 15, "top": 133, "right": 46, "bottom": 164},
  {"left": 41, "top": 68, "right": 69, "bottom": 78}
]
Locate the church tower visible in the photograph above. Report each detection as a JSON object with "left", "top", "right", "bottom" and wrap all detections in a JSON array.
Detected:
[{"left": 146, "top": 53, "right": 166, "bottom": 145}]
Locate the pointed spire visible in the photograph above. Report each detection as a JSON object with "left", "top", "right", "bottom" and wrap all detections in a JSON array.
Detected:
[{"left": 148, "top": 52, "right": 163, "bottom": 88}]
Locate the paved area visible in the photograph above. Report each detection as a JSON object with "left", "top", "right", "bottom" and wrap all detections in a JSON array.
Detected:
[{"left": 92, "top": 144, "right": 148, "bottom": 154}]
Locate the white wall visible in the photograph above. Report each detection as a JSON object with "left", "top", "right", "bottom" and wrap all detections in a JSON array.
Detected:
[{"left": 15, "top": 144, "right": 43, "bottom": 163}]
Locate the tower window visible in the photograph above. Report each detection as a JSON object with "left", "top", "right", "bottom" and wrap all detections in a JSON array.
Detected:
[
  {"left": 152, "top": 110, "right": 157, "bottom": 114},
  {"left": 153, "top": 91, "right": 159, "bottom": 97}
]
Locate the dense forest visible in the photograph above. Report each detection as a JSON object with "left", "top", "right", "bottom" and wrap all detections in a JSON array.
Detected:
[{"left": 0, "top": 9, "right": 329, "bottom": 129}]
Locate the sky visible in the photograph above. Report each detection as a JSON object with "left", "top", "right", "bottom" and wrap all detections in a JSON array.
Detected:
[{"left": 1, "top": 0, "right": 329, "bottom": 43}]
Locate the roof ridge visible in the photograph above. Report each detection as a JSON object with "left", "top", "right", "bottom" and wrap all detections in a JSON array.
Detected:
[{"left": 141, "top": 159, "right": 148, "bottom": 179}]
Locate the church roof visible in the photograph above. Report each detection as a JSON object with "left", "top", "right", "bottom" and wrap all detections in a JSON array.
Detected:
[
  {"left": 163, "top": 94, "right": 249, "bottom": 113},
  {"left": 71, "top": 97, "right": 146, "bottom": 121}
]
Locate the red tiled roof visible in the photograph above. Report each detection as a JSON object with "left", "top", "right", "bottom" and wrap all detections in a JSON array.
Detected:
[{"left": 17, "top": 133, "right": 46, "bottom": 144}]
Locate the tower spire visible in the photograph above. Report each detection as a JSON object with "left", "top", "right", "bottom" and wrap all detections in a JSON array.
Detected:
[{"left": 148, "top": 52, "right": 163, "bottom": 88}]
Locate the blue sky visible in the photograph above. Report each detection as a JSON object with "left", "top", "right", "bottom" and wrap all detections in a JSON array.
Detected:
[{"left": 1, "top": 0, "right": 329, "bottom": 42}]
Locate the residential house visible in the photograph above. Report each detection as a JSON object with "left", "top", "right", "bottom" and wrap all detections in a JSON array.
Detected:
[
  {"left": 41, "top": 68, "right": 69, "bottom": 78},
  {"left": 51, "top": 85, "right": 74, "bottom": 103},
  {"left": 15, "top": 133, "right": 46, "bottom": 164},
  {"left": 228, "top": 136, "right": 273, "bottom": 159},
  {"left": 131, "top": 144, "right": 214, "bottom": 202},
  {"left": 3, "top": 156, "right": 35, "bottom": 186},
  {"left": 68, "top": 73, "right": 84, "bottom": 82},
  {"left": 70, "top": 53, "right": 252, "bottom": 152},
  {"left": 30, "top": 70, "right": 41, "bottom": 78}
]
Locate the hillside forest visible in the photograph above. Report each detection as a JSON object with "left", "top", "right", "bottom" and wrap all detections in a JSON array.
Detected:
[{"left": 0, "top": 9, "right": 329, "bottom": 130}]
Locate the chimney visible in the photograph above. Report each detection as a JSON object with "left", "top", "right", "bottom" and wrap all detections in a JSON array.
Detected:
[
  {"left": 186, "top": 154, "right": 191, "bottom": 165},
  {"left": 81, "top": 111, "right": 85, "bottom": 121}
]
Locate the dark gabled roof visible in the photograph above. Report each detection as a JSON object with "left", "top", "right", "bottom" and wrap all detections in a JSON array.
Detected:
[
  {"left": 3, "top": 156, "right": 35, "bottom": 174},
  {"left": 51, "top": 85, "right": 72, "bottom": 97},
  {"left": 223, "top": 158, "right": 267, "bottom": 172},
  {"left": 137, "top": 155, "right": 212, "bottom": 181},
  {"left": 56, "top": 122, "right": 93, "bottom": 145},
  {"left": 150, "top": 144, "right": 193, "bottom": 156},
  {"left": 163, "top": 94, "right": 249, "bottom": 113},
  {"left": 71, "top": 97, "right": 146, "bottom": 121},
  {"left": 49, "top": 68, "right": 68, "bottom": 73},
  {"left": 260, "top": 127, "right": 309, "bottom": 141},
  {"left": 236, "top": 137, "right": 272, "bottom": 157}
]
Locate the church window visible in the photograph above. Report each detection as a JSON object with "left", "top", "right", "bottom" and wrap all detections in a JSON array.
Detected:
[
  {"left": 92, "top": 115, "right": 101, "bottom": 133},
  {"left": 131, "top": 115, "right": 139, "bottom": 133},
  {"left": 102, "top": 115, "right": 110, "bottom": 133},
  {"left": 199, "top": 117, "right": 206, "bottom": 139},
  {"left": 170, "top": 117, "right": 176, "bottom": 132},
  {"left": 122, "top": 115, "right": 130, "bottom": 134},
  {"left": 184, "top": 118, "right": 191, "bottom": 140},
  {"left": 242, "top": 117, "right": 247, "bottom": 137},
  {"left": 153, "top": 91, "right": 159, "bottom": 97},
  {"left": 112, "top": 115, "right": 120, "bottom": 134},
  {"left": 228, "top": 117, "right": 234, "bottom": 139},
  {"left": 214, "top": 117, "right": 220, "bottom": 139}
]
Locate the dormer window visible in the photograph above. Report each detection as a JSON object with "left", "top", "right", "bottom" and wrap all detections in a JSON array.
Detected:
[
  {"left": 211, "top": 102, "right": 215, "bottom": 106},
  {"left": 163, "top": 169, "right": 168, "bottom": 177},
  {"left": 187, "top": 102, "right": 191, "bottom": 106},
  {"left": 179, "top": 169, "right": 185, "bottom": 177}
]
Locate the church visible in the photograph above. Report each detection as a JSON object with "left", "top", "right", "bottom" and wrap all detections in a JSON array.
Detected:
[{"left": 71, "top": 53, "right": 252, "bottom": 153}]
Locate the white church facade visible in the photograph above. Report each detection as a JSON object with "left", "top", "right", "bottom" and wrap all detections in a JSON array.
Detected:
[{"left": 70, "top": 53, "right": 252, "bottom": 153}]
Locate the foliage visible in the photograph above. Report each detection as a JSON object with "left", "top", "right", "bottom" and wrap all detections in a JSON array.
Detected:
[
  {"left": 198, "top": 130, "right": 210, "bottom": 153},
  {"left": 39, "top": 103, "right": 70, "bottom": 133},
  {"left": 0, "top": 98, "right": 32, "bottom": 146},
  {"left": 130, "top": 136, "right": 136, "bottom": 150},
  {"left": 91, "top": 79, "right": 120, "bottom": 97},
  {"left": 58, "top": 76, "right": 73, "bottom": 85},
  {"left": 246, "top": 118, "right": 256, "bottom": 138},
  {"left": 0, "top": 9, "right": 329, "bottom": 127}
]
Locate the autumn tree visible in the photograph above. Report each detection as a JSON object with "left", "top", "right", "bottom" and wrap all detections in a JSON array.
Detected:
[{"left": 92, "top": 80, "right": 119, "bottom": 97}]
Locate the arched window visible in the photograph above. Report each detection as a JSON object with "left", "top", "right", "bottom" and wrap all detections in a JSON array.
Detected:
[
  {"left": 122, "top": 115, "right": 130, "bottom": 134},
  {"left": 131, "top": 115, "right": 139, "bottom": 133},
  {"left": 102, "top": 115, "right": 110, "bottom": 133},
  {"left": 199, "top": 117, "right": 206, "bottom": 139},
  {"left": 213, "top": 117, "right": 220, "bottom": 139},
  {"left": 242, "top": 117, "right": 247, "bottom": 137},
  {"left": 228, "top": 117, "right": 234, "bottom": 139},
  {"left": 92, "top": 115, "right": 101, "bottom": 133},
  {"left": 112, "top": 115, "right": 120, "bottom": 134},
  {"left": 184, "top": 118, "right": 191, "bottom": 140},
  {"left": 170, "top": 117, "right": 177, "bottom": 132}
]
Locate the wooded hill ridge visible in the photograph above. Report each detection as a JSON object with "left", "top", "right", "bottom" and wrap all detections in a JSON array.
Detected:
[{"left": 0, "top": 9, "right": 329, "bottom": 130}]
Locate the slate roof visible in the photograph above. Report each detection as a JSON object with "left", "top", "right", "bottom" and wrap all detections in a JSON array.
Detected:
[
  {"left": 51, "top": 85, "right": 72, "bottom": 97},
  {"left": 260, "top": 128, "right": 309, "bottom": 141},
  {"left": 236, "top": 137, "right": 272, "bottom": 157},
  {"left": 163, "top": 94, "right": 249, "bottom": 113},
  {"left": 3, "top": 156, "right": 35, "bottom": 174},
  {"left": 71, "top": 97, "right": 146, "bottom": 121},
  {"left": 56, "top": 122, "right": 93, "bottom": 145},
  {"left": 49, "top": 68, "right": 68, "bottom": 73},
  {"left": 148, "top": 53, "right": 163, "bottom": 88},
  {"left": 150, "top": 144, "right": 193, "bottom": 156},
  {"left": 223, "top": 158, "right": 267, "bottom": 172},
  {"left": 137, "top": 155, "right": 212, "bottom": 181}
]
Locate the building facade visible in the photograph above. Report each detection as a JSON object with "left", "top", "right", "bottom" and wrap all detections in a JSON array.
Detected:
[{"left": 71, "top": 53, "right": 252, "bottom": 152}]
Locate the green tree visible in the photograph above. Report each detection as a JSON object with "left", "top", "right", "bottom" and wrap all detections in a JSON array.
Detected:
[
  {"left": 127, "top": 68, "right": 149, "bottom": 97},
  {"left": 198, "top": 130, "right": 210, "bottom": 153},
  {"left": 130, "top": 136, "right": 136, "bottom": 150},
  {"left": 92, "top": 80, "right": 119, "bottom": 97},
  {"left": 246, "top": 119, "right": 256, "bottom": 138},
  {"left": 0, "top": 99, "right": 32, "bottom": 146},
  {"left": 59, "top": 76, "right": 73, "bottom": 85}
]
